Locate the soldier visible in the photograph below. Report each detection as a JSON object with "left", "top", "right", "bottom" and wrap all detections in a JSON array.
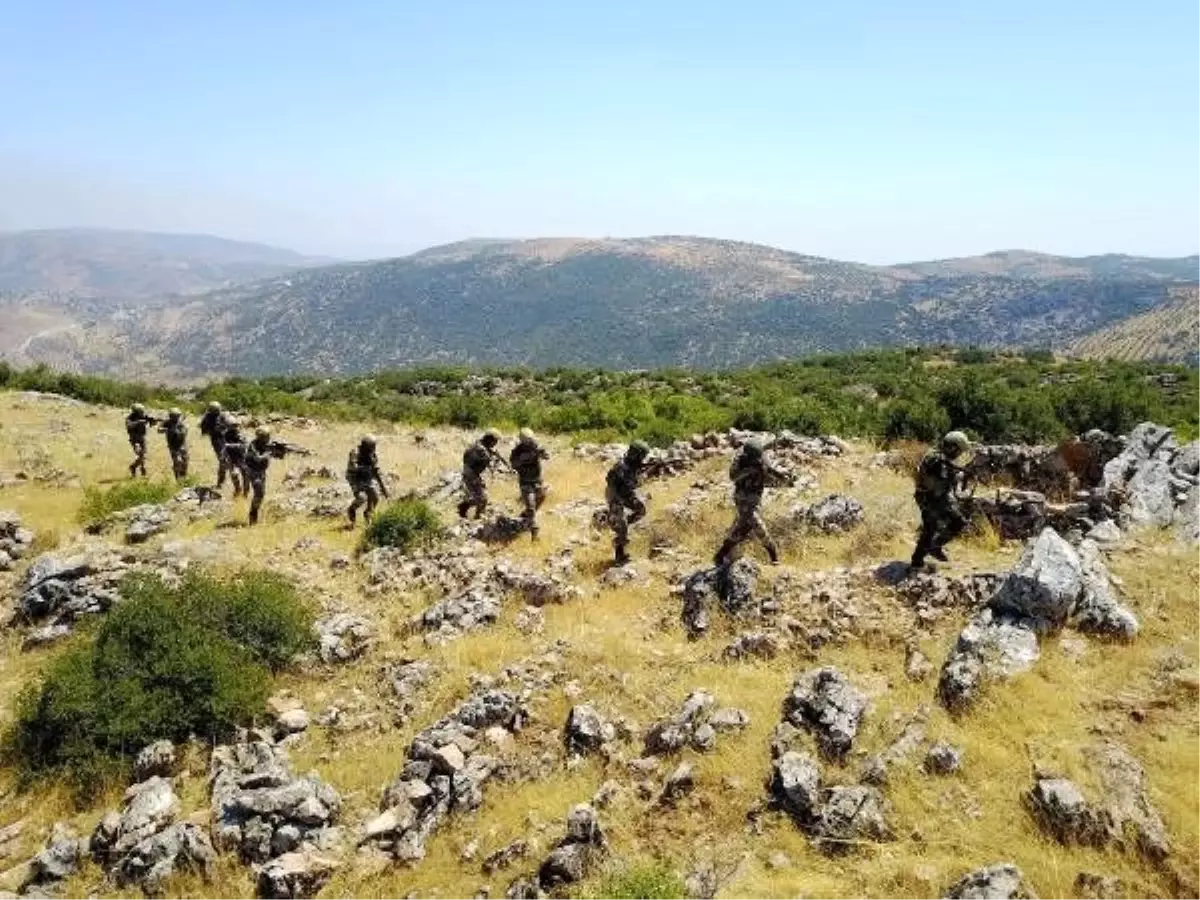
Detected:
[
  {"left": 243, "top": 427, "right": 274, "bottom": 525},
  {"left": 910, "top": 430, "right": 973, "bottom": 570},
  {"left": 713, "top": 438, "right": 790, "bottom": 566},
  {"left": 458, "top": 429, "right": 506, "bottom": 519},
  {"left": 347, "top": 434, "right": 389, "bottom": 526},
  {"left": 124, "top": 403, "right": 157, "bottom": 477},
  {"left": 219, "top": 415, "right": 248, "bottom": 497},
  {"left": 199, "top": 401, "right": 227, "bottom": 483},
  {"left": 159, "top": 408, "right": 189, "bottom": 481},
  {"left": 509, "top": 428, "right": 550, "bottom": 539},
  {"left": 605, "top": 440, "right": 650, "bottom": 566}
]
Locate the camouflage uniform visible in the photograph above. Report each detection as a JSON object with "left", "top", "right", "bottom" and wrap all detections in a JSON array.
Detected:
[
  {"left": 347, "top": 438, "right": 385, "bottom": 525},
  {"left": 244, "top": 430, "right": 272, "bottom": 526},
  {"left": 219, "top": 421, "right": 248, "bottom": 497},
  {"left": 161, "top": 411, "right": 189, "bottom": 481},
  {"left": 459, "top": 432, "right": 502, "bottom": 519},
  {"left": 910, "top": 439, "right": 970, "bottom": 568},
  {"left": 125, "top": 406, "right": 153, "bottom": 477},
  {"left": 605, "top": 443, "right": 648, "bottom": 565},
  {"left": 200, "top": 406, "right": 229, "bottom": 486},
  {"left": 509, "top": 433, "right": 549, "bottom": 538},
  {"left": 714, "top": 443, "right": 787, "bottom": 565}
]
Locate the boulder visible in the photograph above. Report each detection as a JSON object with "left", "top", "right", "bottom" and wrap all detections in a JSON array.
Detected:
[
  {"left": 925, "top": 742, "right": 964, "bottom": 775},
  {"left": 659, "top": 762, "right": 696, "bottom": 805},
  {"left": 25, "top": 825, "right": 82, "bottom": 888},
  {"left": 124, "top": 505, "right": 172, "bottom": 544},
  {"left": 564, "top": 705, "right": 613, "bottom": 756},
  {"left": 1122, "top": 460, "right": 1176, "bottom": 527},
  {"left": 1072, "top": 541, "right": 1138, "bottom": 640},
  {"left": 133, "top": 741, "right": 178, "bottom": 782},
  {"left": 111, "top": 823, "right": 216, "bottom": 895},
  {"left": 314, "top": 614, "right": 374, "bottom": 664},
  {"left": 801, "top": 495, "right": 864, "bottom": 533},
  {"left": 536, "top": 805, "right": 605, "bottom": 890},
  {"left": 937, "top": 609, "right": 1040, "bottom": 713},
  {"left": 256, "top": 849, "right": 339, "bottom": 899},
  {"left": 1026, "top": 778, "right": 1109, "bottom": 846},
  {"left": 1087, "top": 742, "right": 1170, "bottom": 862},
  {"left": 680, "top": 559, "right": 758, "bottom": 638},
  {"left": 782, "top": 668, "right": 866, "bottom": 761},
  {"left": 812, "top": 785, "right": 892, "bottom": 852},
  {"left": 989, "top": 529, "right": 1081, "bottom": 629},
  {"left": 770, "top": 751, "right": 822, "bottom": 824},
  {"left": 943, "top": 863, "right": 1033, "bottom": 899}
]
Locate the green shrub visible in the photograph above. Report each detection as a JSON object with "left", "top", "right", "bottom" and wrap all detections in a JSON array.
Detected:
[
  {"left": 884, "top": 400, "right": 950, "bottom": 444},
  {"left": 121, "top": 569, "right": 316, "bottom": 672},
  {"left": 595, "top": 863, "right": 687, "bottom": 900},
  {"left": 3, "top": 569, "right": 313, "bottom": 800},
  {"left": 77, "top": 480, "right": 176, "bottom": 525},
  {"left": 362, "top": 498, "right": 443, "bottom": 553}
]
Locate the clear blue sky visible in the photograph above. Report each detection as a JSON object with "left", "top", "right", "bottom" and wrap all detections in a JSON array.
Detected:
[{"left": 1, "top": 0, "right": 1196, "bottom": 261}]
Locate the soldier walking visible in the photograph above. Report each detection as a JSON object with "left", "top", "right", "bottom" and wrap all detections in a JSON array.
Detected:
[
  {"left": 199, "top": 401, "right": 227, "bottom": 484},
  {"left": 605, "top": 440, "right": 650, "bottom": 566},
  {"left": 509, "top": 428, "right": 550, "bottom": 539},
  {"left": 910, "top": 430, "right": 972, "bottom": 569},
  {"left": 458, "top": 429, "right": 506, "bottom": 519},
  {"left": 713, "top": 438, "right": 789, "bottom": 566},
  {"left": 125, "top": 403, "right": 157, "bottom": 477},
  {"left": 160, "top": 408, "right": 189, "bottom": 481},
  {"left": 347, "top": 434, "right": 389, "bottom": 526},
  {"left": 219, "top": 415, "right": 248, "bottom": 497}
]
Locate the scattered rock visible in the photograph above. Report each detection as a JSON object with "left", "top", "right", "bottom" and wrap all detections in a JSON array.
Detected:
[
  {"left": 1026, "top": 778, "right": 1109, "bottom": 847},
  {"left": 770, "top": 752, "right": 823, "bottom": 825},
  {"left": 133, "top": 741, "right": 177, "bottom": 782},
  {"left": 680, "top": 559, "right": 759, "bottom": 639},
  {"left": 943, "top": 863, "right": 1033, "bottom": 899},
  {"left": 23, "top": 824, "right": 83, "bottom": 891},
  {"left": 535, "top": 805, "right": 606, "bottom": 891},
  {"left": 1074, "top": 872, "right": 1124, "bottom": 899},
  {"left": 812, "top": 785, "right": 893, "bottom": 853},
  {"left": 723, "top": 631, "right": 784, "bottom": 661},
  {"left": 482, "top": 840, "right": 528, "bottom": 875},
  {"left": 781, "top": 667, "right": 866, "bottom": 761},
  {"left": 314, "top": 613, "right": 374, "bottom": 664},
  {"left": 644, "top": 691, "right": 746, "bottom": 756},
  {"left": 937, "top": 608, "right": 1040, "bottom": 713},
  {"left": 0, "top": 512, "right": 34, "bottom": 571},
  {"left": 1087, "top": 742, "right": 1170, "bottom": 862},
  {"left": 1073, "top": 541, "right": 1138, "bottom": 641},
  {"left": 925, "top": 743, "right": 963, "bottom": 775},
  {"left": 564, "top": 705, "right": 614, "bottom": 757},
  {"left": 660, "top": 762, "right": 696, "bottom": 805},
  {"left": 905, "top": 645, "right": 934, "bottom": 682},
  {"left": 989, "top": 529, "right": 1081, "bottom": 630},
  {"left": 124, "top": 505, "right": 172, "bottom": 544},
  {"left": 256, "top": 849, "right": 338, "bottom": 899},
  {"left": 799, "top": 494, "right": 864, "bottom": 533}
]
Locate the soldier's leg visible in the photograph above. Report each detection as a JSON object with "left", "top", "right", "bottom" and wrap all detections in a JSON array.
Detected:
[
  {"left": 534, "top": 483, "right": 548, "bottom": 510},
  {"left": 364, "top": 484, "right": 380, "bottom": 522},
  {"left": 931, "top": 505, "right": 968, "bottom": 559},
  {"left": 610, "top": 500, "right": 630, "bottom": 564},
  {"left": 750, "top": 508, "right": 779, "bottom": 563},
  {"left": 248, "top": 477, "right": 265, "bottom": 525},
  {"left": 715, "top": 506, "right": 752, "bottom": 566},
  {"left": 911, "top": 504, "right": 937, "bottom": 567},
  {"left": 177, "top": 448, "right": 189, "bottom": 480},
  {"left": 520, "top": 483, "right": 540, "bottom": 537},
  {"left": 347, "top": 485, "right": 364, "bottom": 525},
  {"left": 627, "top": 495, "right": 646, "bottom": 526}
]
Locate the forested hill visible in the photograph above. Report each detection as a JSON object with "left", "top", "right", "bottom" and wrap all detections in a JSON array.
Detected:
[{"left": 3, "top": 235, "right": 1195, "bottom": 378}]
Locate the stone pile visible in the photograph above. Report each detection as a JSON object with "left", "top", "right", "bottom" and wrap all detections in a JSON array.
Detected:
[
  {"left": 1100, "top": 423, "right": 1197, "bottom": 539},
  {"left": 15, "top": 544, "right": 130, "bottom": 646},
  {"left": 534, "top": 804, "right": 607, "bottom": 891},
  {"left": 938, "top": 529, "right": 1139, "bottom": 712},
  {"left": 1025, "top": 742, "right": 1169, "bottom": 862},
  {"left": 769, "top": 750, "right": 893, "bottom": 855},
  {"left": 795, "top": 494, "right": 864, "bottom": 533},
  {"left": 269, "top": 483, "right": 354, "bottom": 519},
  {"left": 781, "top": 668, "right": 867, "bottom": 762},
  {"left": 90, "top": 773, "right": 217, "bottom": 895},
  {"left": 563, "top": 704, "right": 616, "bottom": 757},
  {"left": 365, "top": 689, "right": 526, "bottom": 862},
  {"left": 942, "top": 863, "right": 1033, "bottom": 899},
  {"left": 313, "top": 613, "right": 374, "bottom": 664},
  {"left": 679, "top": 559, "right": 760, "bottom": 638},
  {"left": 642, "top": 690, "right": 749, "bottom": 756},
  {"left": 0, "top": 510, "right": 35, "bottom": 572},
  {"left": 209, "top": 737, "right": 342, "bottom": 868}
]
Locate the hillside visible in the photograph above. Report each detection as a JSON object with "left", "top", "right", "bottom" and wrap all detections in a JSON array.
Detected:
[
  {"left": 1069, "top": 287, "right": 1199, "bottom": 365},
  {"left": 0, "top": 229, "right": 330, "bottom": 300},
  {"left": 0, "top": 389, "right": 1195, "bottom": 899},
  {"left": 4, "top": 236, "right": 1195, "bottom": 379}
]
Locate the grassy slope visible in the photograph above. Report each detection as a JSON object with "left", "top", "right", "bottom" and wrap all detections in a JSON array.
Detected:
[
  {"left": 1070, "top": 289, "right": 1199, "bottom": 364},
  {"left": 0, "top": 391, "right": 1195, "bottom": 899}
]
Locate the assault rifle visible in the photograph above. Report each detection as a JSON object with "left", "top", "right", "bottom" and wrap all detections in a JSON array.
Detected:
[{"left": 266, "top": 440, "right": 314, "bottom": 459}]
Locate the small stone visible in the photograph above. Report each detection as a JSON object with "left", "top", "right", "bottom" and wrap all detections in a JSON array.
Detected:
[
  {"left": 660, "top": 762, "right": 695, "bottom": 805},
  {"left": 276, "top": 709, "right": 310, "bottom": 736},
  {"left": 432, "top": 743, "right": 466, "bottom": 774},
  {"left": 925, "top": 742, "right": 963, "bottom": 775}
]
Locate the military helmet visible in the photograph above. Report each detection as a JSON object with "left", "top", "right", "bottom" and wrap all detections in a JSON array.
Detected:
[
  {"left": 482, "top": 428, "right": 501, "bottom": 445},
  {"left": 168, "top": 407, "right": 182, "bottom": 418},
  {"left": 361, "top": 434, "right": 377, "bottom": 447},
  {"left": 132, "top": 402, "right": 146, "bottom": 414},
  {"left": 255, "top": 426, "right": 271, "bottom": 440},
  {"left": 742, "top": 438, "right": 765, "bottom": 456},
  {"left": 942, "top": 430, "right": 970, "bottom": 455},
  {"left": 207, "top": 401, "right": 221, "bottom": 412},
  {"left": 518, "top": 427, "right": 536, "bottom": 444},
  {"left": 627, "top": 439, "right": 650, "bottom": 459}
]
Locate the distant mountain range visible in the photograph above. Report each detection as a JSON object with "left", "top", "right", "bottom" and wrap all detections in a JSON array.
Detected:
[
  {"left": 0, "top": 230, "right": 1194, "bottom": 379},
  {"left": 1069, "top": 285, "right": 1199, "bottom": 366}
]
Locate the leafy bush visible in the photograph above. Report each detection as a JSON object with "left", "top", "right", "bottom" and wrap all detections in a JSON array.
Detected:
[
  {"left": 77, "top": 480, "right": 177, "bottom": 525},
  {"left": 595, "top": 863, "right": 687, "bottom": 900},
  {"left": 883, "top": 400, "right": 950, "bottom": 444},
  {"left": 121, "top": 569, "right": 315, "bottom": 672},
  {"left": 362, "top": 498, "right": 443, "bottom": 553},
  {"left": 4, "top": 569, "right": 312, "bottom": 799}
]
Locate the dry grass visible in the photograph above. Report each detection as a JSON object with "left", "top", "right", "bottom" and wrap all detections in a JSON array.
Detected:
[{"left": 0, "top": 390, "right": 1195, "bottom": 898}]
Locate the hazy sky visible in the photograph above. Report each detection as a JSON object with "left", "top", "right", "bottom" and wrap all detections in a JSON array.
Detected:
[{"left": 2, "top": 0, "right": 1197, "bottom": 262}]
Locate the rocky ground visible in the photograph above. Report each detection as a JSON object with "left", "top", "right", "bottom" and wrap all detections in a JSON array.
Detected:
[{"left": 0, "top": 389, "right": 1195, "bottom": 899}]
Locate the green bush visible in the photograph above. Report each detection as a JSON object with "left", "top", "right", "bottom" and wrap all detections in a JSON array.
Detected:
[
  {"left": 884, "top": 399, "right": 950, "bottom": 444},
  {"left": 121, "top": 569, "right": 316, "bottom": 672},
  {"left": 595, "top": 863, "right": 687, "bottom": 900},
  {"left": 4, "top": 569, "right": 313, "bottom": 799},
  {"left": 362, "top": 498, "right": 443, "bottom": 553},
  {"left": 77, "top": 480, "right": 177, "bottom": 525}
]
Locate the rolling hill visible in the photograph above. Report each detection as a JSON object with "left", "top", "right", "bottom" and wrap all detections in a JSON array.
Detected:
[
  {"left": 1069, "top": 286, "right": 1199, "bottom": 365},
  {"left": 3, "top": 234, "right": 1196, "bottom": 379}
]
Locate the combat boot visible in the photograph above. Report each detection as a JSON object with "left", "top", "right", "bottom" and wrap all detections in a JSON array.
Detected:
[
  {"left": 930, "top": 547, "right": 949, "bottom": 562},
  {"left": 766, "top": 542, "right": 780, "bottom": 565},
  {"left": 613, "top": 541, "right": 630, "bottom": 567},
  {"left": 457, "top": 500, "right": 470, "bottom": 519}
]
